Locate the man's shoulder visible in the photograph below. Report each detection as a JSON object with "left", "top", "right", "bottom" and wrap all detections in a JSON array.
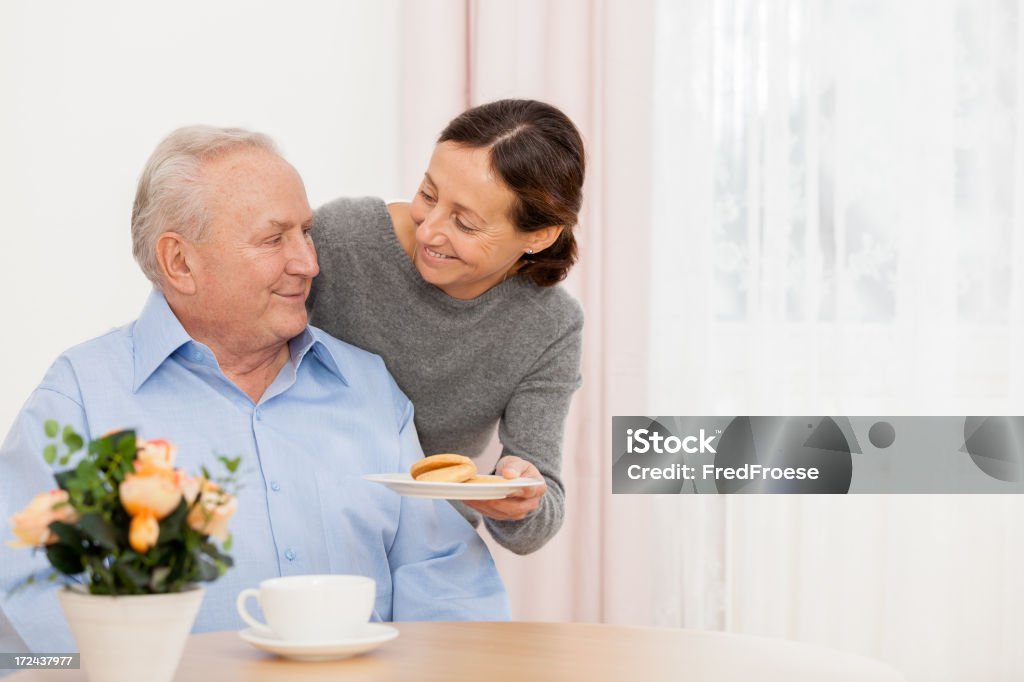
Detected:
[
  {"left": 55, "top": 323, "right": 134, "bottom": 366},
  {"left": 33, "top": 323, "right": 134, "bottom": 398}
]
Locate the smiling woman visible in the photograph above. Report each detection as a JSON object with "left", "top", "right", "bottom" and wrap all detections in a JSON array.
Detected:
[{"left": 309, "top": 100, "right": 585, "bottom": 555}]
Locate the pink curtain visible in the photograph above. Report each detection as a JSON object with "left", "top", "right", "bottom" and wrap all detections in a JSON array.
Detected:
[{"left": 400, "top": 0, "right": 660, "bottom": 624}]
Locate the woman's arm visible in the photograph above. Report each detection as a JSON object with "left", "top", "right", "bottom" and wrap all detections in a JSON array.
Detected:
[{"left": 468, "top": 300, "right": 583, "bottom": 555}]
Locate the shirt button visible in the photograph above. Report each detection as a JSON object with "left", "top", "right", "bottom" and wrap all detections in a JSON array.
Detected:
[
  {"left": 254, "top": 409, "right": 262, "bottom": 421},
  {"left": 270, "top": 480, "right": 281, "bottom": 492},
  {"left": 284, "top": 549, "right": 296, "bottom": 561}
]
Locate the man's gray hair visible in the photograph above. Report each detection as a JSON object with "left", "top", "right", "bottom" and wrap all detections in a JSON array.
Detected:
[{"left": 131, "top": 125, "right": 280, "bottom": 285}]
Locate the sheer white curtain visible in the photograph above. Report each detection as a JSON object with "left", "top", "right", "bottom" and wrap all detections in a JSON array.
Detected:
[
  {"left": 400, "top": 1, "right": 1024, "bottom": 678},
  {"left": 651, "top": 1, "right": 1024, "bottom": 680}
]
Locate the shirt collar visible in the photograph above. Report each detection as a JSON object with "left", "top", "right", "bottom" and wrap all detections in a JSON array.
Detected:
[
  {"left": 132, "top": 290, "right": 348, "bottom": 392},
  {"left": 290, "top": 327, "right": 349, "bottom": 386},
  {"left": 305, "top": 328, "right": 349, "bottom": 386},
  {"left": 132, "top": 290, "right": 193, "bottom": 393}
]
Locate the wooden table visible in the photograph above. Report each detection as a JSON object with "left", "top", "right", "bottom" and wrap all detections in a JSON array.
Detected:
[{"left": 10, "top": 621, "right": 904, "bottom": 681}]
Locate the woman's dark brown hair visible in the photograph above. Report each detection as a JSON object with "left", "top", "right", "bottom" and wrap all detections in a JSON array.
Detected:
[{"left": 438, "top": 99, "right": 585, "bottom": 287}]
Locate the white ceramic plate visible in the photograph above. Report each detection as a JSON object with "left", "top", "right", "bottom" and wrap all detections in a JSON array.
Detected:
[
  {"left": 362, "top": 473, "right": 545, "bottom": 500},
  {"left": 238, "top": 623, "right": 399, "bottom": 662}
]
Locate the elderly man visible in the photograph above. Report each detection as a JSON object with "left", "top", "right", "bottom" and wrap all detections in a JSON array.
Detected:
[{"left": 0, "top": 127, "right": 509, "bottom": 653}]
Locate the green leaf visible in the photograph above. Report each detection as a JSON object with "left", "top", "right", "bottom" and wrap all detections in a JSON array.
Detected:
[
  {"left": 112, "top": 561, "right": 149, "bottom": 593},
  {"left": 200, "top": 466, "right": 211, "bottom": 481},
  {"left": 79, "top": 513, "right": 119, "bottom": 551},
  {"left": 109, "top": 510, "right": 131, "bottom": 547},
  {"left": 54, "top": 470, "right": 75, "bottom": 492},
  {"left": 91, "top": 436, "right": 113, "bottom": 458},
  {"left": 44, "top": 420, "right": 59, "bottom": 438},
  {"left": 149, "top": 566, "right": 172, "bottom": 592},
  {"left": 58, "top": 454, "right": 71, "bottom": 466},
  {"left": 63, "top": 431, "right": 84, "bottom": 455},
  {"left": 116, "top": 433, "right": 137, "bottom": 458},
  {"left": 43, "top": 444, "right": 57, "bottom": 465},
  {"left": 61, "top": 425, "right": 81, "bottom": 449},
  {"left": 86, "top": 557, "right": 116, "bottom": 593},
  {"left": 48, "top": 521, "right": 84, "bottom": 548},
  {"left": 75, "top": 459, "right": 98, "bottom": 482},
  {"left": 218, "top": 455, "right": 241, "bottom": 474},
  {"left": 107, "top": 433, "right": 138, "bottom": 481},
  {"left": 199, "top": 541, "right": 233, "bottom": 567},
  {"left": 46, "top": 544, "right": 84, "bottom": 575},
  {"left": 222, "top": 534, "right": 233, "bottom": 552},
  {"left": 197, "top": 559, "right": 219, "bottom": 582},
  {"left": 158, "top": 500, "right": 188, "bottom": 545}
]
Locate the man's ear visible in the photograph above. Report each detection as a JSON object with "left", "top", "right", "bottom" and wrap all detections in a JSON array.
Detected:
[
  {"left": 526, "top": 225, "right": 564, "bottom": 254},
  {"left": 155, "top": 232, "right": 197, "bottom": 295}
]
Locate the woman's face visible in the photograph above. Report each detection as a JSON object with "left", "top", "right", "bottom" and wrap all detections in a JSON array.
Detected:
[{"left": 409, "top": 142, "right": 538, "bottom": 300}]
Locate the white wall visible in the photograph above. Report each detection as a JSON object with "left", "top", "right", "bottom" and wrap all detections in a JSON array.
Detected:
[{"left": 0, "top": 0, "right": 402, "bottom": 433}]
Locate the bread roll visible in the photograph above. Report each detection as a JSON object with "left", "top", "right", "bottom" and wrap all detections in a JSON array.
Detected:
[{"left": 411, "top": 454, "right": 476, "bottom": 483}]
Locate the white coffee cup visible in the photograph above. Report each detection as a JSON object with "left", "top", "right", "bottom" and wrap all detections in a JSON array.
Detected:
[{"left": 236, "top": 574, "right": 375, "bottom": 642}]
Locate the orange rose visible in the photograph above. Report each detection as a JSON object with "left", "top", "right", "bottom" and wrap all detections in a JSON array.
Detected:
[
  {"left": 135, "top": 439, "right": 176, "bottom": 473},
  {"left": 128, "top": 511, "right": 160, "bottom": 553},
  {"left": 186, "top": 480, "right": 238, "bottom": 541},
  {"left": 180, "top": 473, "right": 201, "bottom": 506},
  {"left": 119, "top": 469, "right": 182, "bottom": 520},
  {"left": 7, "top": 490, "right": 78, "bottom": 548}
]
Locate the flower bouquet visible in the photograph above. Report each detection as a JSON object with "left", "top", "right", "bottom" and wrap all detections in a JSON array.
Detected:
[{"left": 7, "top": 422, "right": 240, "bottom": 682}]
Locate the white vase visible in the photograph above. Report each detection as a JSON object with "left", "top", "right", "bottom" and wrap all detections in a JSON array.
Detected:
[{"left": 57, "top": 585, "right": 204, "bottom": 682}]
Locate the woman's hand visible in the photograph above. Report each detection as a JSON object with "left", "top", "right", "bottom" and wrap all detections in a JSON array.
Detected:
[{"left": 463, "top": 455, "right": 547, "bottom": 521}]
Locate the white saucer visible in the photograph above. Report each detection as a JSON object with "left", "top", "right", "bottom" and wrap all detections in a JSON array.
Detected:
[
  {"left": 363, "top": 473, "right": 545, "bottom": 500},
  {"left": 238, "top": 623, "right": 399, "bottom": 662}
]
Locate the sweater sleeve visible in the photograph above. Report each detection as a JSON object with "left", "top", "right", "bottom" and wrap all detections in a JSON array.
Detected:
[
  {"left": 308, "top": 196, "right": 382, "bottom": 328},
  {"left": 484, "top": 300, "right": 583, "bottom": 555}
]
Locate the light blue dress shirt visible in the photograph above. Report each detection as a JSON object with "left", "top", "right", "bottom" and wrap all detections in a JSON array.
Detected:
[{"left": 0, "top": 291, "right": 509, "bottom": 652}]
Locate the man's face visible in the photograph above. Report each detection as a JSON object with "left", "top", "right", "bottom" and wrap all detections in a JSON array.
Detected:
[{"left": 185, "top": 148, "right": 318, "bottom": 353}]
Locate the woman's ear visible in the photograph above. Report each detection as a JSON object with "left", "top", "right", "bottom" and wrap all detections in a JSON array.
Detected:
[
  {"left": 526, "top": 225, "right": 564, "bottom": 254},
  {"left": 155, "top": 232, "right": 197, "bottom": 295}
]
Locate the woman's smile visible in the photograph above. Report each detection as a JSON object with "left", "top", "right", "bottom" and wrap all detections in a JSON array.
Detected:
[{"left": 421, "top": 244, "right": 459, "bottom": 262}]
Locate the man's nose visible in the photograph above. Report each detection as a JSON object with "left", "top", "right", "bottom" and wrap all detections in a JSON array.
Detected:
[{"left": 287, "top": 234, "right": 319, "bottom": 277}]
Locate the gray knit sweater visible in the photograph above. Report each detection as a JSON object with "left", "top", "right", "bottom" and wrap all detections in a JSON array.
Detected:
[{"left": 308, "top": 197, "right": 583, "bottom": 555}]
